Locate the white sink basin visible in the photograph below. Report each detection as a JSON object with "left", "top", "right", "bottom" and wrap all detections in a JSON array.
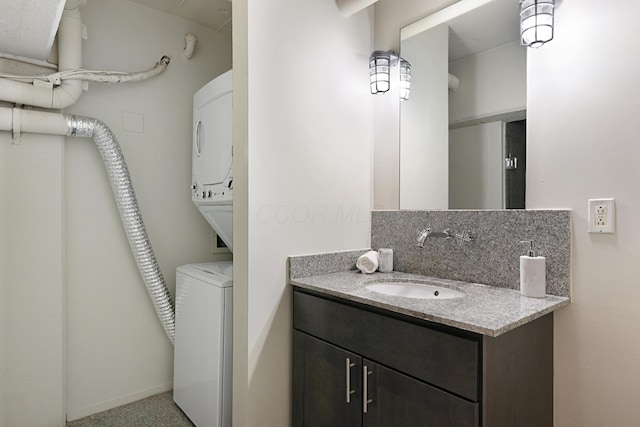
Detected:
[{"left": 365, "top": 281, "right": 464, "bottom": 300}]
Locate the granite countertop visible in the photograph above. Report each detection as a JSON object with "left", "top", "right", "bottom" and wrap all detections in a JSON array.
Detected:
[{"left": 290, "top": 270, "right": 570, "bottom": 337}]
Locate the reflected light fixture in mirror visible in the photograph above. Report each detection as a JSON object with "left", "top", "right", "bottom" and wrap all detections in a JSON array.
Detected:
[
  {"left": 520, "top": 0, "right": 555, "bottom": 47},
  {"left": 399, "top": 58, "right": 411, "bottom": 101}
]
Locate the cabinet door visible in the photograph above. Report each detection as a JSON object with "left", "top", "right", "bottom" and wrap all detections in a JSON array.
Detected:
[
  {"left": 293, "top": 331, "right": 362, "bottom": 427},
  {"left": 362, "top": 360, "right": 479, "bottom": 427}
]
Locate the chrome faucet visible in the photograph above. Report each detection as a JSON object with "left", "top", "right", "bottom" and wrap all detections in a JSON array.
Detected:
[{"left": 417, "top": 228, "right": 453, "bottom": 248}]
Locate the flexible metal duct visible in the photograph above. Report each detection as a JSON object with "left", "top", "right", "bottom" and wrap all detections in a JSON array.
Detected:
[
  {"left": 0, "top": 108, "right": 176, "bottom": 343},
  {"left": 65, "top": 114, "right": 175, "bottom": 343}
]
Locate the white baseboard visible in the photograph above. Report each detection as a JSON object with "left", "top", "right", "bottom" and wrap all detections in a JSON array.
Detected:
[{"left": 66, "top": 381, "right": 173, "bottom": 422}]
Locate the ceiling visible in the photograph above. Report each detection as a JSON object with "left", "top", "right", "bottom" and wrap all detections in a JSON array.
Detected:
[
  {"left": 0, "top": 0, "right": 66, "bottom": 61},
  {"left": 447, "top": 0, "right": 520, "bottom": 62},
  {"left": 129, "top": 0, "right": 232, "bottom": 34}
]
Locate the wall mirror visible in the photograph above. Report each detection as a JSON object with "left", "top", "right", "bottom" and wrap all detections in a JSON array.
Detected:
[{"left": 400, "top": 0, "right": 526, "bottom": 210}]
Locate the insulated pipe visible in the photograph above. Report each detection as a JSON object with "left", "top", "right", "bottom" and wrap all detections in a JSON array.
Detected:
[
  {"left": 0, "top": 107, "right": 69, "bottom": 135},
  {"left": 0, "top": 107, "right": 176, "bottom": 344},
  {"left": 62, "top": 56, "right": 171, "bottom": 83},
  {"left": 51, "top": 4, "right": 84, "bottom": 107}
]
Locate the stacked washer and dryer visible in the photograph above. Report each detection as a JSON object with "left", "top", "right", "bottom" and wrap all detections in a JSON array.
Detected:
[{"left": 173, "top": 70, "right": 233, "bottom": 427}]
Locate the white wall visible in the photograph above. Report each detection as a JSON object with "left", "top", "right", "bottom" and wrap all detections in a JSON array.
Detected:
[
  {"left": 0, "top": 134, "right": 65, "bottom": 427},
  {"left": 232, "top": 0, "right": 373, "bottom": 425},
  {"left": 528, "top": 1, "right": 640, "bottom": 425},
  {"left": 449, "top": 40, "right": 525, "bottom": 124},
  {"left": 231, "top": 0, "right": 249, "bottom": 424},
  {"left": 449, "top": 121, "right": 502, "bottom": 209},
  {"left": 0, "top": 1, "right": 230, "bottom": 424}
]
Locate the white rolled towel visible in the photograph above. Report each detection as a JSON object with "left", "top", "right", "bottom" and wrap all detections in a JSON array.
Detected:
[{"left": 356, "top": 251, "right": 379, "bottom": 274}]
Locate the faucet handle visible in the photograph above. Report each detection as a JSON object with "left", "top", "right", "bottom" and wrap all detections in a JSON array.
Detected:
[
  {"left": 443, "top": 229, "right": 454, "bottom": 241},
  {"left": 455, "top": 230, "right": 475, "bottom": 246}
]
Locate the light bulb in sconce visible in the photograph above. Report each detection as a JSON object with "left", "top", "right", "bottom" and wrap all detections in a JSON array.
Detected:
[
  {"left": 399, "top": 58, "right": 411, "bottom": 101},
  {"left": 369, "top": 50, "right": 391, "bottom": 94},
  {"left": 520, "top": 0, "right": 555, "bottom": 48}
]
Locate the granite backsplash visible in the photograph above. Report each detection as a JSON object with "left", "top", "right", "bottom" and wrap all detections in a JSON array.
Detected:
[{"left": 371, "top": 210, "right": 571, "bottom": 297}]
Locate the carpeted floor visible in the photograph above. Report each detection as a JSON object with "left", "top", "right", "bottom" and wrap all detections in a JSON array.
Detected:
[{"left": 66, "top": 391, "right": 194, "bottom": 427}]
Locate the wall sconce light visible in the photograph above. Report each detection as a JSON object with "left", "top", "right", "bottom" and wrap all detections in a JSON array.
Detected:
[
  {"left": 369, "top": 50, "right": 412, "bottom": 100},
  {"left": 520, "top": 0, "right": 555, "bottom": 48},
  {"left": 369, "top": 50, "right": 392, "bottom": 94}
]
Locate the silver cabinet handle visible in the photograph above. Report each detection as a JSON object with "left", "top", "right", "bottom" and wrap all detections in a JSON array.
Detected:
[
  {"left": 345, "top": 358, "right": 356, "bottom": 403},
  {"left": 363, "top": 365, "right": 373, "bottom": 413}
]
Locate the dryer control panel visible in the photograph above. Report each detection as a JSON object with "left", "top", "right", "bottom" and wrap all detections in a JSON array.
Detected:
[{"left": 192, "top": 175, "right": 233, "bottom": 205}]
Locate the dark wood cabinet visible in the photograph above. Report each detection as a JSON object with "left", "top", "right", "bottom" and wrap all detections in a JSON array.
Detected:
[
  {"left": 293, "top": 288, "right": 553, "bottom": 427},
  {"left": 362, "top": 360, "right": 478, "bottom": 427},
  {"left": 293, "top": 331, "right": 362, "bottom": 426}
]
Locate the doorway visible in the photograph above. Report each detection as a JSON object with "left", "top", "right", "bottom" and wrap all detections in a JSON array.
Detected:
[{"left": 504, "top": 120, "right": 526, "bottom": 209}]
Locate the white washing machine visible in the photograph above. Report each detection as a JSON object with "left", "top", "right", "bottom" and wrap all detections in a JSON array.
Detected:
[{"left": 173, "top": 262, "right": 233, "bottom": 427}]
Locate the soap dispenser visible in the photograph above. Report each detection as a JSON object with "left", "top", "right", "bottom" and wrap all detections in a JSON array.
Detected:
[{"left": 520, "top": 240, "right": 546, "bottom": 298}]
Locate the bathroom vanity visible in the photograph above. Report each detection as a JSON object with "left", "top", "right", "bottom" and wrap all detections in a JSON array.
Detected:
[{"left": 291, "top": 269, "right": 569, "bottom": 427}]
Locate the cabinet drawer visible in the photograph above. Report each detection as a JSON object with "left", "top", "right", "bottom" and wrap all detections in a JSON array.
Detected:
[{"left": 293, "top": 290, "right": 480, "bottom": 401}]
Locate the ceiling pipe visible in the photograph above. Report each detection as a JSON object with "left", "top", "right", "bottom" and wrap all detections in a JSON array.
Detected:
[
  {"left": 53, "top": 3, "right": 83, "bottom": 106},
  {"left": 0, "top": 107, "right": 69, "bottom": 136},
  {"left": 335, "top": 0, "right": 379, "bottom": 17},
  {"left": 0, "top": 4, "right": 83, "bottom": 109}
]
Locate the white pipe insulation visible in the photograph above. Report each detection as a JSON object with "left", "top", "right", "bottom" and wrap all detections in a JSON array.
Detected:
[
  {"left": 0, "top": 107, "right": 70, "bottom": 136},
  {"left": 57, "top": 56, "right": 171, "bottom": 83},
  {"left": 0, "top": 106, "right": 176, "bottom": 343}
]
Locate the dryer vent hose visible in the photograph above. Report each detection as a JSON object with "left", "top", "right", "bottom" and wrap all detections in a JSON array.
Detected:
[{"left": 65, "top": 115, "right": 175, "bottom": 344}]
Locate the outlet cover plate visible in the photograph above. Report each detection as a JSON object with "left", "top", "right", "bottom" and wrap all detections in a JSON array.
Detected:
[{"left": 588, "top": 198, "right": 615, "bottom": 234}]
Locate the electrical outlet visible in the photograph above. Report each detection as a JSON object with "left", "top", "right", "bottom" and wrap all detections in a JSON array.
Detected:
[{"left": 588, "top": 198, "right": 615, "bottom": 233}]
